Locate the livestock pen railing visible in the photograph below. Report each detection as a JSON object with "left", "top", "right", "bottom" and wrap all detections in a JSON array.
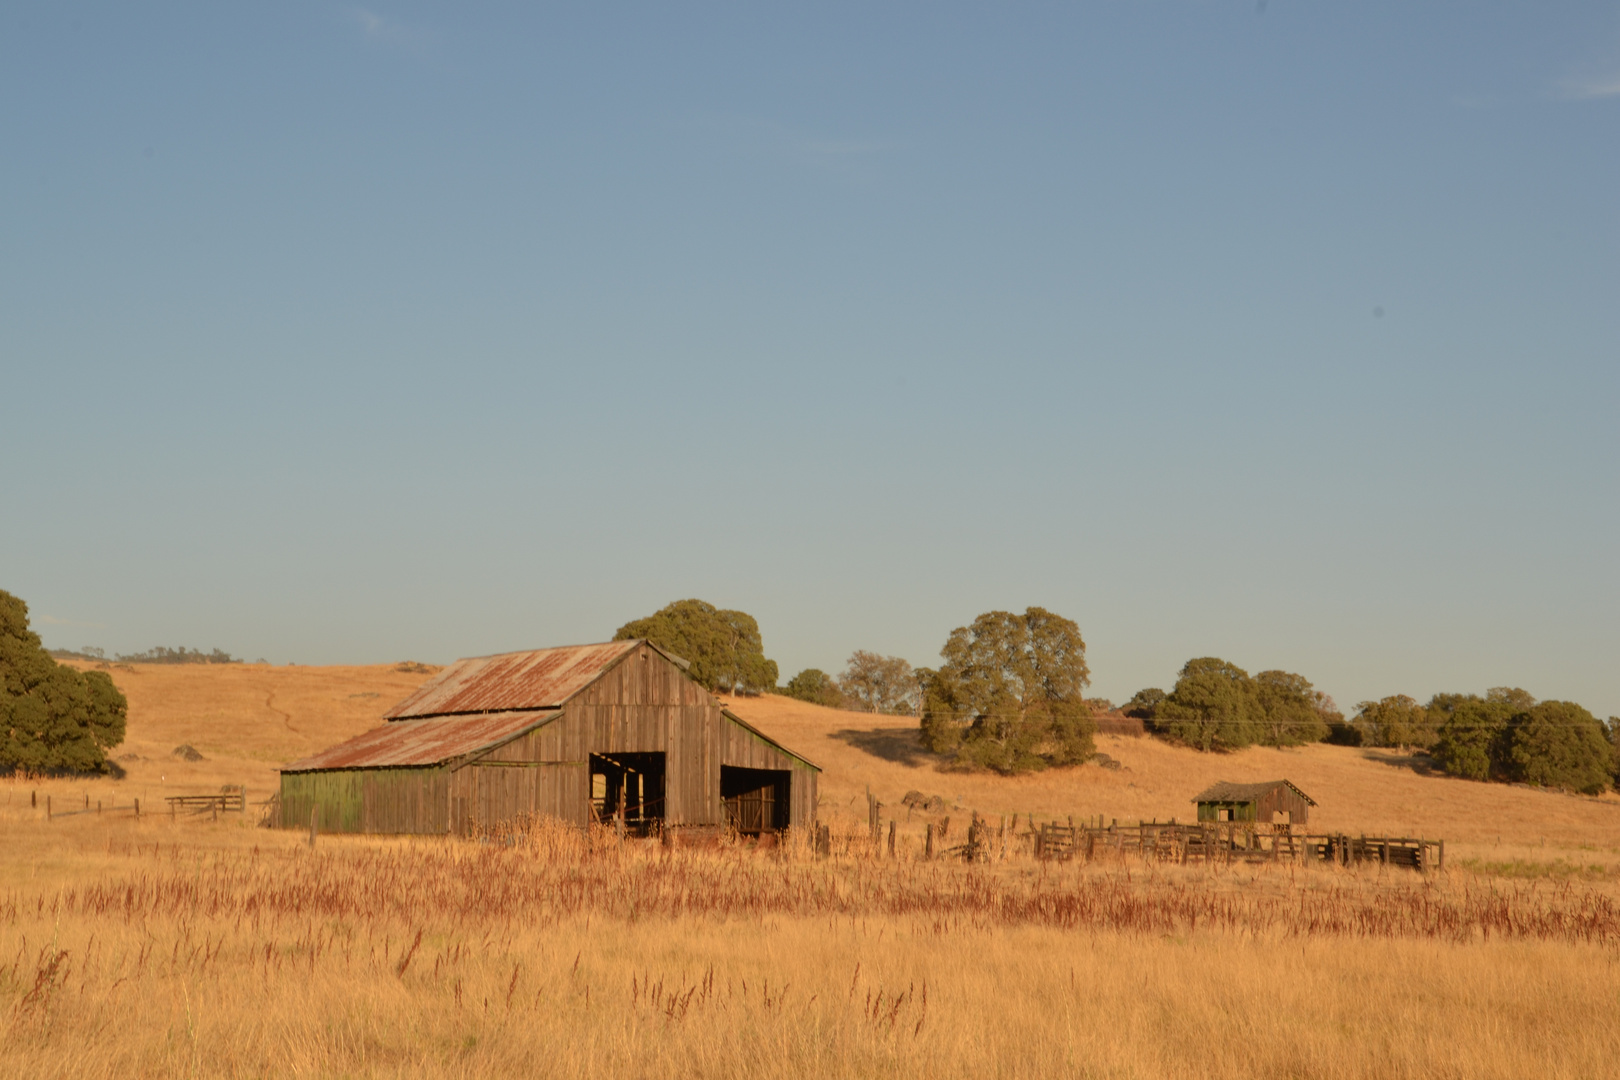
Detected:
[
  {"left": 1036, "top": 819, "right": 1444, "bottom": 871},
  {"left": 32, "top": 784, "right": 249, "bottom": 822}
]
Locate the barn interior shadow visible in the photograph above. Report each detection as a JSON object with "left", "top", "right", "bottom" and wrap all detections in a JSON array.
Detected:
[{"left": 830, "top": 725, "right": 935, "bottom": 767}]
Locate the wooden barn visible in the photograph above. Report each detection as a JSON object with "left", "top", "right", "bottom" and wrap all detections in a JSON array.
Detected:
[
  {"left": 1192, "top": 779, "right": 1316, "bottom": 825},
  {"left": 279, "top": 640, "right": 819, "bottom": 837}
]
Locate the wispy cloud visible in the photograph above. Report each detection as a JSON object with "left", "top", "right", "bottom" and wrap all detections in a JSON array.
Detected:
[
  {"left": 40, "top": 614, "right": 107, "bottom": 629},
  {"left": 1559, "top": 72, "right": 1620, "bottom": 99},
  {"left": 350, "top": 8, "right": 431, "bottom": 52}
]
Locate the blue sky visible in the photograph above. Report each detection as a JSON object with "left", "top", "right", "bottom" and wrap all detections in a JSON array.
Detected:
[{"left": 3, "top": 2, "right": 1617, "bottom": 717}]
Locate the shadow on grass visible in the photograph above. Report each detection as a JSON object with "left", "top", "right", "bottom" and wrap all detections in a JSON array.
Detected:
[
  {"left": 1360, "top": 748, "right": 1438, "bottom": 776},
  {"left": 829, "top": 725, "right": 937, "bottom": 767}
]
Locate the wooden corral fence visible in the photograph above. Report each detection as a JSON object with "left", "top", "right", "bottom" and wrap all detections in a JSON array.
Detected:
[
  {"left": 33, "top": 785, "right": 249, "bottom": 823},
  {"left": 164, "top": 785, "right": 247, "bottom": 817},
  {"left": 1036, "top": 819, "right": 1444, "bottom": 871}
]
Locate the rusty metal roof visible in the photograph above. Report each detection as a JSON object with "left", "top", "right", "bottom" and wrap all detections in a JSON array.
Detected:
[
  {"left": 283, "top": 710, "right": 561, "bottom": 771},
  {"left": 384, "top": 641, "right": 642, "bottom": 719},
  {"left": 1192, "top": 779, "right": 1317, "bottom": 806}
]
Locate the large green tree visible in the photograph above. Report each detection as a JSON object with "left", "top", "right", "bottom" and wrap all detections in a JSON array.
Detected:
[
  {"left": 1430, "top": 695, "right": 1515, "bottom": 780},
  {"left": 1508, "top": 701, "right": 1612, "bottom": 794},
  {"left": 1428, "top": 688, "right": 1537, "bottom": 781},
  {"left": 1351, "top": 694, "right": 1432, "bottom": 749},
  {"left": 1252, "top": 670, "right": 1332, "bottom": 746},
  {"left": 1, "top": 590, "right": 127, "bottom": 773},
  {"left": 919, "top": 607, "right": 1093, "bottom": 774},
  {"left": 614, "top": 599, "right": 779, "bottom": 693},
  {"left": 1156, "top": 658, "right": 1263, "bottom": 751}
]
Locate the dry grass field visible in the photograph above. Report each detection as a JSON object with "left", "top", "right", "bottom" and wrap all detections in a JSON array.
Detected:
[{"left": 4, "top": 662, "right": 1619, "bottom": 1078}]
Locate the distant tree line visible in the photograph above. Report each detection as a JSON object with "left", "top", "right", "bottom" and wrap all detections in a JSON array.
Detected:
[
  {"left": 1, "top": 590, "right": 128, "bottom": 775},
  {"left": 48, "top": 645, "right": 241, "bottom": 665},
  {"left": 1123, "top": 660, "right": 1619, "bottom": 795},
  {"left": 114, "top": 646, "right": 241, "bottom": 665},
  {"left": 1342, "top": 688, "right": 1615, "bottom": 795}
]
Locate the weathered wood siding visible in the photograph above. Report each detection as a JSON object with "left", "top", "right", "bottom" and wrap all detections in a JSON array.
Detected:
[
  {"left": 286, "top": 645, "right": 819, "bottom": 836},
  {"left": 445, "top": 647, "right": 818, "bottom": 833},
  {"left": 719, "top": 713, "right": 817, "bottom": 827},
  {"left": 447, "top": 715, "right": 582, "bottom": 833},
  {"left": 280, "top": 767, "right": 448, "bottom": 834},
  {"left": 1197, "top": 785, "right": 1313, "bottom": 826},
  {"left": 1257, "top": 785, "right": 1312, "bottom": 825},
  {"left": 566, "top": 644, "right": 722, "bottom": 825}
]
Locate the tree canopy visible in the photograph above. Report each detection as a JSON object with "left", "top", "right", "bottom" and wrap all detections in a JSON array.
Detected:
[
  {"left": 839, "top": 651, "right": 918, "bottom": 715},
  {"left": 1351, "top": 694, "right": 1433, "bottom": 749},
  {"left": 1429, "top": 694, "right": 1514, "bottom": 780},
  {"left": 1122, "top": 687, "right": 1166, "bottom": 721},
  {"left": 919, "top": 607, "right": 1093, "bottom": 774},
  {"left": 780, "top": 668, "right": 845, "bottom": 709},
  {"left": 1252, "top": 669, "right": 1334, "bottom": 747},
  {"left": 1156, "top": 658, "right": 1264, "bottom": 751},
  {"left": 1508, "top": 701, "right": 1612, "bottom": 795},
  {"left": 1, "top": 590, "right": 127, "bottom": 773},
  {"left": 613, "top": 599, "right": 778, "bottom": 694}
]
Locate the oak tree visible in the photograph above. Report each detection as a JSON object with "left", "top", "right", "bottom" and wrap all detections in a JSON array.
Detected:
[
  {"left": 780, "top": 668, "right": 845, "bottom": 708},
  {"left": 1252, "top": 669, "right": 1332, "bottom": 746},
  {"left": 1, "top": 590, "right": 127, "bottom": 774},
  {"left": 839, "top": 651, "right": 918, "bottom": 715},
  {"left": 920, "top": 607, "right": 1093, "bottom": 773},
  {"left": 1156, "top": 658, "right": 1263, "bottom": 751},
  {"left": 614, "top": 599, "right": 779, "bottom": 693}
]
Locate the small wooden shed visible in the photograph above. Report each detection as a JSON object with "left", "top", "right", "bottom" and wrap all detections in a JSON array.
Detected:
[
  {"left": 279, "top": 640, "right": 819, "bottom": 838},
  {"left": 1193, "top": 779, "right": 1316, "bottom": 825}
]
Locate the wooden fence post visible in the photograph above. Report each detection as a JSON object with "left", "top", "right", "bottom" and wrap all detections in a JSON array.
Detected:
[
  {"left": 925, "top": 823, "right": 935, "bottom": 860},
  {"left": 135, "top": 798, "right": 140, "bottom": 818},
  {"left": 46, "top": 795, "right": 52, "bottom": 821},
  {"left": 31, "top": 790, "right": 36, "bottom": 808},
  {"left": 887, "top": 820, "right": 896, "bottom": 858},
  {"left": 309, "top": 805, "right": 318, "bottom": 848}
]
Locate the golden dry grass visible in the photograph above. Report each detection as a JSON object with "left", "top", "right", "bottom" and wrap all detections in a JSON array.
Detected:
[
  {"left": 2, "top": 811, "right": 1618, "bottom": 1080},
  {"left": 4, "top": 663, "right": 1619, "bottom": 1078}
]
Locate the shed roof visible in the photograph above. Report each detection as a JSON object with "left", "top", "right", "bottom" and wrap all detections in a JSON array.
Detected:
[
  {"left": 283, "top": 710, "right": 560, "bottom": 771},
  {"left": 722, "top": 709, "right": 821, "bottom": 772},
  {"left": 1191, "top": 779, "right": 1317, "bottom": 806},
  {"left": 385, "top": 641, "right": 659, "bottom": 719}
]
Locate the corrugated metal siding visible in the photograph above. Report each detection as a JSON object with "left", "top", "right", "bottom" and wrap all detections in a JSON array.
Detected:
[
  {"left": 280, "top": 768, "right": 449, "bottom": 834},
  {"left": 385, "top": 642, "right": 639, "bottom": 718}
]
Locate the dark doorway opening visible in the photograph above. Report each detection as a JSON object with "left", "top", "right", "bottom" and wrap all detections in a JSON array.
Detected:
[
  {"left": 590, "top": 752, "right": 666, "bottom": 835},
  {"left": 721, "top": 765, "right": 790, "bottom": 834}
]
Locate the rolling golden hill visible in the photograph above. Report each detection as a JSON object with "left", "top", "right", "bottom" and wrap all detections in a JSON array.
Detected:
[{"left": 32, "top": 659, "right": 1620, "bottom": 864}]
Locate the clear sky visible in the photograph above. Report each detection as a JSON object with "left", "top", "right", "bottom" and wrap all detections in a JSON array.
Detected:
[{"left": 3, "top": 2, "right": 1617, "bottom": 717}]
